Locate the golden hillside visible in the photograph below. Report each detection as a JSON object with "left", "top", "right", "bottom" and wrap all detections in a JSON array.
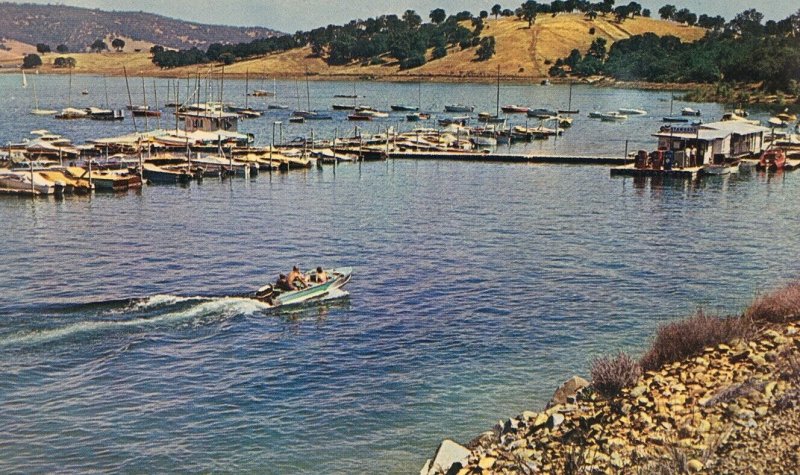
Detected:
[{"left": 2, "top": 13, "right": 706, "bottom": 81}]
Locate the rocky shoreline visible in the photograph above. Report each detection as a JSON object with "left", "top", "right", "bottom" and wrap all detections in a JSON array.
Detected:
[{"left": 422, "top": 295, "right": 800, "bottom": 474}]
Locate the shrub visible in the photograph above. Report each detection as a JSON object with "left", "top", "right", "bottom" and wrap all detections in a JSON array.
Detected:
[
  {"left": 639, "top": 310, "right": 753, "bottom": 372},
  {"left": 591, "top": 352, "right": 641, "bottom": 398},
  {"left": 744, "top": 283, "right": 800, "bottom": 324}
]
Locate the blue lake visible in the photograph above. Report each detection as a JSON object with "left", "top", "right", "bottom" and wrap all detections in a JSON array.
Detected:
[{"left": 1, "top": 75, "right": 799, "bottom": 473}]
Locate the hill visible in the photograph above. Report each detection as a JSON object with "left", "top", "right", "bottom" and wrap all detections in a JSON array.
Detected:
[
  {"left": 2, "top": 13, "right": 705, "bottom": 82},
  {"left": 0, "top": 2, "right": 281, "bottom": 53},
  {"left": 181, "top": 14, "right": 706, "bottom": 81}
]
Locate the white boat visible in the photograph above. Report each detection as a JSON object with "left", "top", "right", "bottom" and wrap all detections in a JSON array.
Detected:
[
  {"left": 702, "top": 162, "right": 739, "bottom": 176},
  {"left": 681, "top": 107, "right": 701, "bottom": 116},
  {"left": 768, "top": 117, "right": 788, "bottom": 128},
  {"left": 470, "top": 136, "right": 497, "bottom": 147},
  {"left": 618, "top": 108, "right": 646, "bottom": 115},
  {"left": 29, "top": 74, "right": 57, "bottom": 116},
  {"left": 55, "top": 107, "right": 89, "bottom": 119},
  {"left": 0, "top": 170, "right": 62, "bottom": 195},
  {"left": 251, "top": 267, "right": 352, "bottom": 307},
  {"left": 720, "top": 112, "right": 760, "bottom": 126},
  {"left": 599, "top": 111, "right": 628, "bottom": 122}
]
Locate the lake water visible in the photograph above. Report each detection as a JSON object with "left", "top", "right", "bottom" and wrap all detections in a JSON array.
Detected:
[{"left": 1, "top": 75, "right": 799, "bottom": 473}]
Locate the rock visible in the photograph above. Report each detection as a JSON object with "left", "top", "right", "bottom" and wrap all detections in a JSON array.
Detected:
[
  {"left": 687, "top": 459, "right": 704, "bottom": 472},
  {"left": 478, "top": 456, "right": 496, "bottom": 469},
  {"left": 547, "top": 376, "right": 590, "bottom": 408},
  {"left": 697, "top": 420, "right": 711, "bottom": 433},
  {"left": 521, "top": 411, "right": 538, "bottom": 421},
  {"left": 755, "top": 406, "right": 768, "bottom": 417},
  {"left": 533, "top": 413, "right": 549, "bottom": 428},
  {"left": 630, "top": 385, "right": 647, "bottom": 398},
  {"left": 547, "top": 413, "right": 565, "bottom": 429},
  {"left": 765, "top": 381, "right": 777, "bottom": 399},
  {"left": 749, "top": 354, "right": 768, "bottom": 368},
  {"left": 503, "top": 418, "right": 520, "bottom": 434},
  {"left": 427, "top": 440, "right": 471, "bottom": 475}
]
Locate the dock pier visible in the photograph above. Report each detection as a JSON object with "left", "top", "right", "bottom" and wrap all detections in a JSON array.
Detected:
[
  {"left": 388, "top": 151, "right": 630, "bottom": 165},
  {"left": 610, "top": 163, "right": 701, "bottom": 179}
]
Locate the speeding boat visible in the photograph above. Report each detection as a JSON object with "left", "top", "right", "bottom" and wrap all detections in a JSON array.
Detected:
[{"left": 252, "top": 267, "right": 352, "bottom": 307}]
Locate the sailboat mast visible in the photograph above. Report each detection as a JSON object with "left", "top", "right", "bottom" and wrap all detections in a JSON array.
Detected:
[
  {"left": 568, "top": 82, "right": 573, "bottom": 110},
  {"left": 153, "top": 79, "right": 161, "bottom": 129},
  {"left": 123, "top": 66, "right": 138, "bottom": 133},
  {"left": 141, "top": 75, "right": 149, "bottom": 130},
  {"left": 245, "top": 69, "right": 249, "bottom": 109},
  {"left": 496, "top": 65, "right": 500, "bottom": 118},
  {"left": 67, "top": 68, "right": 72, "bottom": 109},
  {"left": 305, "top": 69, "right": 311, "bottom": 111}
]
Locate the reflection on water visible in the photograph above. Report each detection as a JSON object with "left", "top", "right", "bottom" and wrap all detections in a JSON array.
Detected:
[{"left": 1, "top": 77, "right": 799, "bottom": 474}]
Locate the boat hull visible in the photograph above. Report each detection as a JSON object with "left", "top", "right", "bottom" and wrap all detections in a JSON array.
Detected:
[{"left": 255, "top": 267, "right": 352, "bottom": 307}]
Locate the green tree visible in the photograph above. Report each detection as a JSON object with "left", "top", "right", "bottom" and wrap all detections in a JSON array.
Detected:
[
  {"left": 90, "top": 39, "right": 108, "bottom": 52},
  {"left": 56, "top": 44, "right": 69, "bottom": 53},
  {"left": 476, "top": 36, "right": 496, "bottom": 60},
  {"left": 521, "top": 0, "right": 538, "bottom": 27},
  {"left": 429, "top": 8, "right": 446, "bottom": 24},
  {"left": 658, "top": 4, "right": 676, "bottom": 20},
  {"left": 22, "top": 53, "right": 42, "bottom": 69},
  {"left": 36, "top": 43, "right": 50, "bottom": 54},
  {"left": 588, "top": 37, "right": 607, "bottom": 59},
  {"left": 480, "top": 10, "right": 489, "bottom": 20},
  {"left": 614, "top": 5, "right": 630, "bottom": 22},
  {"left": 111, "top": 38, "right": 125, "bottom": 52},
  {"left": 585, "top": 9, "right": 598, "bottom": 20},
  {"left": 492, "top": 4, "right": 502, "bottom": 19},
  {"left": 642, "top": 8, "right": 651, "bottom": 17},
  {"left": 150, "top": 45, "right": 164, "bottom": 55},
  {"left": 403, "top": 10, "right": 422, "bottom": 29}
]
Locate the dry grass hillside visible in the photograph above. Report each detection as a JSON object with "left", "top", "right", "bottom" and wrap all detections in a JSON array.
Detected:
[{"left": 2, "top": 13, "right": 705, "bottom": 81}]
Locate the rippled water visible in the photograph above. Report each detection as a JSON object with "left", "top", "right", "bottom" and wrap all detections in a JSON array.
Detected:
[{"left": 1, "top": 75, "right": 799, "bottom": 473}]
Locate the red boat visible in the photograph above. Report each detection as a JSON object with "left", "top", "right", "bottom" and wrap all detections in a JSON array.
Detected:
[
  {"left": 757, "top": 148, "right": 786, "bottom": 171},
  {"left": 501, "top": 105, "right": 529, "bottom": 113}
]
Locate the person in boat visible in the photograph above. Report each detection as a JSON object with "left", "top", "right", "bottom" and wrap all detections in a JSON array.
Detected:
[
  {"left": 314, "top": 267, "right": 328, "bottom": 284},
  {"left": 276, "top": 273, "right": 295, "bottom": 291},
  {"left": 287, "top": 266, "right": 308, "bottom": 289}
]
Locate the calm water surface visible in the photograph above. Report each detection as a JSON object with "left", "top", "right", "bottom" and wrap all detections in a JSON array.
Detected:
[{"left": 1, "top": 75, "right": 799, "bottom": 473}]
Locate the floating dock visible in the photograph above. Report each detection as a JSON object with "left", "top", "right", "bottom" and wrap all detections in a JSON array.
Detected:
[
  {"left": 388, "top": 151, "right": 629, "bottom": 165},
  {"left": 610, "top": 163, "right": 701, "bottom": 179}
]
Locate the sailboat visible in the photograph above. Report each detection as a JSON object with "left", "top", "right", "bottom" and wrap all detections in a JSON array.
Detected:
[
  {"left": 55, "top": 69, "right": 88, "bottom": 119},
  {"left": 267, "top": 78, "right": 288, "bottom": 109},
  {"left": 291, "top": 70, "right": 332, "bottom": 120},
  {"left": 558, "top": 82, "right": 579, "bottom": 114},
  {"left": 30, "top": 72, "right": 57, "bottom": 116},
  {"left": 406, "top": 82, "right": 430, "bottom": 121},
  {"left": 228, "top": 70, "right": 262, "bottom": 118}
]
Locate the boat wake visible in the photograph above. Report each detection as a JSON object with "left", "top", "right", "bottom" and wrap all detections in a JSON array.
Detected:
[
  {"left": 0, "top": 295, "right": 272, "bottom": 348},
  {"left": 0, "top": 290, "right": 350, "bottom": 348}
]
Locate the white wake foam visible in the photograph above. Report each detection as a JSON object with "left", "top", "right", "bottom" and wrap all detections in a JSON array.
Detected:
[{"left": 0, "top": 297, "right": 272, "bottom": 347}]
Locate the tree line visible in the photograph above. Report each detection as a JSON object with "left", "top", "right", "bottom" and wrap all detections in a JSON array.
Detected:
[{"left": 549, "top": 7, "right": 800, "bottom": 94}]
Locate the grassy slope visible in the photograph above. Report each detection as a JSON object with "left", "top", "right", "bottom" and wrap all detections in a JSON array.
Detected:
[{"left": 1, "top": 14, "right": 705, "bottom": 80}]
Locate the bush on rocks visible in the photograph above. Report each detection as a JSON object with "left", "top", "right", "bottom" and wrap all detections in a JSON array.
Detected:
[
  {"left": 745, "top": 283, "right": 800, "bottom": 324},
  {"left": 591, "top": 352, "right": 641, "bottom": 398},
  {"left": 639, "top": 310, "right": 753, "bottom": 371}
]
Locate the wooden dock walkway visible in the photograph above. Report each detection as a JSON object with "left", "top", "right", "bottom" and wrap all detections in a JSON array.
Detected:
[
  {"left": 610, "top": 163, "right": 701, "bottom": 179},
  {"left": 388, "top": 151, "right": 630, "bottom": 165}
]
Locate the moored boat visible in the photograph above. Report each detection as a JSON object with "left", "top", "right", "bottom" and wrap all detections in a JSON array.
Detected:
[
  {"left": 599, "top": 111, "right": 628, "bottom": 122},
  {"left": 444, "top": 104, "right": 474, "bottom": 113},
  {"left": 681, "top": 107, "right": 701, "bottom": 116},
  {"left": 142, "top": 163, "right": 193, "bottom": 184},
  {"left": 501, "top": 105, "right": 529, "bottom": 113},
  {"left": 390, "top": 104, "right": 418, "bottom": 112},
  {"left": 618, "top": 108, "right": 647, "bottom": 115},
  {"left": 527, "top": 108, "right": 558, "bottom": 118},
  {"left": 406, "top": 112, "right": 431, "bottom": 122},
  {"left": 757, "top": 148, "right": 787, "bottom": 171}
]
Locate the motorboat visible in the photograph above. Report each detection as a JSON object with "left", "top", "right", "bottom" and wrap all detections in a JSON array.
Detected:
[
  {"left": 501, "top": 105, "right": 529, "bottom": 113},
  {"left": 0, "top": 169, "right": 62, "bottom": 195},
  {"left": 618, "top": 108, "right": 647, "bottom": 115},
  {"left": 599, "top": 111, "right": 628, "bottom": 122},
  {"left": 721, "top": 112, "right": 760, "bottom": 126},
  {"left": 55, "top": 107, "right": 89, "bottom": 119},
  {"left": 768, "top": 117, "right": 789, "bottom": 128},
  {"left": 390, "top": 104, "right": 418, "bottom": 112},
  {"left": 406, "top": 112, "right": 431, "bottom": 122},
  {"left": 527, "top": 108, "right": 558, "bottom": 118},
  {"left": 86, "top": 107, "right": 125, "bottom": 121},
  {"left": 757, "top": 148, "right": 786, "bottom": 171},
  {"left": 681, "top": 107, "right": 701, "bottom": 116},
  {"left": 332, "top": 103, "right": 356, "bottom": 110},
  {"left": 444, "top": 104, "right": 474, "bottom": 113},
  {"left": 702, "top": 161, "right": 739, "bottom": 176},
  {"left": 142, "top": 163, "right": 193, "bottom": 184},
  {"left": 252, "top": 267, "right": 352, "bottom": 307}
]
